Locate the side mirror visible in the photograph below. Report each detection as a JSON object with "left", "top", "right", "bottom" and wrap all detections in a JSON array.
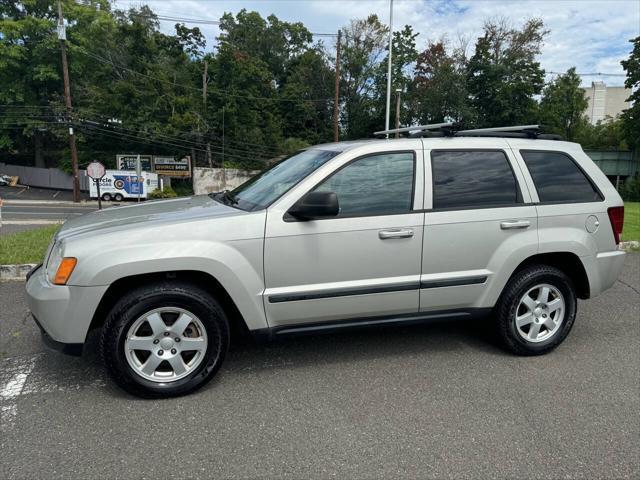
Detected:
[{"left": 288, "top": 191, "right": 339, "bottom": 220}]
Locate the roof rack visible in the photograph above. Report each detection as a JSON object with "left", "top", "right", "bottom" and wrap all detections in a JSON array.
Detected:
[
  {"left": 372, "top": 124, "right": 562, "bottom": 140},
  {"left": 373, "top": 122, "right": 455, "bottom": 137}
]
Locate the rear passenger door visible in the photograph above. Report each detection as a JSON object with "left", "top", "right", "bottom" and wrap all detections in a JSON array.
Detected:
[{"left": 421, "top": 141, "right": 538, "bottom": 313}]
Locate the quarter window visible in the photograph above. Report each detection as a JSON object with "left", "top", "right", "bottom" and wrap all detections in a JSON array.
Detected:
[
  {"left": 520, "top": 151, "right": 602, "bottom": 203},
  {"left": 431, "top": 150, "right": 520, "bottom": 209},
  {"left": 313, "top": 152, "right": 415, "bottom": 216}
]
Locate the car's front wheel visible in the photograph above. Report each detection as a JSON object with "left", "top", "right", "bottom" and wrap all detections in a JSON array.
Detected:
[
  {"left": 100, "top": 281, "right": 229, "bottom": 398},
  {"left": 495, "top": 265, "right": 577, "bottom": 355}
]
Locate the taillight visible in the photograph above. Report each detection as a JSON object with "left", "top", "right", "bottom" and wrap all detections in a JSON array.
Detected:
[{"left": 607, "top": 206, "right": 624, "bottom": 245}]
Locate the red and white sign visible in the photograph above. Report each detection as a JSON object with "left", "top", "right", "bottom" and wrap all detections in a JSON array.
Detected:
[{"left": 86, "top": 161, "right": 106, "bottom": 179}]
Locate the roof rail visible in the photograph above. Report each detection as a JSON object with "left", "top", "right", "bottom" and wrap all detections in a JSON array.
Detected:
[
  {"left": 373, "top": 122, "right": 455, "bottom": 137},
  {"left": 456, "top": 124, "right": 540, "bottom": 134}
]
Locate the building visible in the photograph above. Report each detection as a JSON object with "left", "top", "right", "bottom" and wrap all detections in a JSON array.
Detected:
[{"left": 583, "top": 81, "right": 632, "bottom": 125}]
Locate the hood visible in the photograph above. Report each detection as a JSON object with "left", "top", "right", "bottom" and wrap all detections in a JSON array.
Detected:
[{"left": 57, "top": 195, "right": 241, "bottom": 239}]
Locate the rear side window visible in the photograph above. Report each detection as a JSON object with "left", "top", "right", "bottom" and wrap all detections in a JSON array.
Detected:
[
  {"left": 431, "top": 150, "right": 520, "bottom": 209},
  {"left": 520, "top": 150, "right": 602, "bottom": 203}
]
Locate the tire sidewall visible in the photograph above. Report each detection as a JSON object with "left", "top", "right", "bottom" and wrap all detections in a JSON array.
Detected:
[
  {"left": 502, "top": 269, "right": 577, "bottom": 354},
  {"left": 104, "top": 287, "right": 229, "bottom": 397}
]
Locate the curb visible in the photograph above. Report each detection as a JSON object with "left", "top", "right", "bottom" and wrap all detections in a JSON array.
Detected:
[
  {"left": 0, "top": 263, "right": 37, "bottom": 282},
  {"left": 2, "top": 199, "right": 100, "bottom": 206}
]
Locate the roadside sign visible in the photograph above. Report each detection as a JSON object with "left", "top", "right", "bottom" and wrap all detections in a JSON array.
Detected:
[
  {"left": 152, "top": 155, "right": 191, "bottom": 177},
  {"left": 117, "top": 154, "right": 152, "bottom": 171},
  {"left": 86, "top": 161, "right": 106, "bottom": 179}
]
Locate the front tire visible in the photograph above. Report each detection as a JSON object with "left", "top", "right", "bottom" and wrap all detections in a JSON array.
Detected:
[
  {"left": 114, "top": 193, "right": 124, "bottom": 202},
  {"left": 495, "top": 265, "right": 577, "bottom": 356},
  {"left": 100, "top": 281, "right": 230, "bottom": 398},
  {"left": 101, "top": 193, "right": 112, "bottom": 201}
]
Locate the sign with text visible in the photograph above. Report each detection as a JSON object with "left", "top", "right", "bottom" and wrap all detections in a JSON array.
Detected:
[
  {"left": 152, "top": 155, "right": 191, "bottom": 177},
  {"left": 117, "top": 154, "right": 152, "bottom": 171}
]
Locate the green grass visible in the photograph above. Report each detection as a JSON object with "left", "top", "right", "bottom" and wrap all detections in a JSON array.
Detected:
[
  {"left": 0, "top": 225, "right": 59, "bottom": 264},
  {"left": 622, "top": 202, "right": 639, "bottom": 244}
]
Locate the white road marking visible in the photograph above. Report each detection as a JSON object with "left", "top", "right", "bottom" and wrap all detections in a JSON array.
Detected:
[
  {"left": 0, "top": 355, "right": 36, "bottom": 431},
  {"left": 0, "top": 353, "right": 106, "bottom": 431}
]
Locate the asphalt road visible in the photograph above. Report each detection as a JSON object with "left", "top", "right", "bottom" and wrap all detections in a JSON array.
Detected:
[
  {"left": 1, "top": 255, "right": 638, "bottom": 479},
  {"left": 1, "top": 203, "right": 99, "bottom": 222}
]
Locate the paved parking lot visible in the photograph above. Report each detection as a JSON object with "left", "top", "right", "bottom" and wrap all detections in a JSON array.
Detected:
[{"left": 1, "top": 254, "right": 638, "bottom": 479}]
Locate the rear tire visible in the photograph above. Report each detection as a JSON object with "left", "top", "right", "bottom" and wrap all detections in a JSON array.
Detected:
[
  {"left": 100, "top": 281, "right": 230, "bottom": 398},
  {"left": 495, "top": 264, "right": 577, "bottom": 356},
  {"left": 101, "top": 193, "right": 112, "bottom": 201},
  {"left": 114, "top": 193, "right": 124, "bottom": 202}
]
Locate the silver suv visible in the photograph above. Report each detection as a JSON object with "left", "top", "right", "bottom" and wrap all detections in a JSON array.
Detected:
[{"left": 26, "top": 125, "right": 627, "bottom": 397}]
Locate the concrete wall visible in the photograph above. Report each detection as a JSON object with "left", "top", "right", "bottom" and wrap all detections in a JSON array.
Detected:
[
  {"left": 193, "top": 167, "right": 260, "bottom": 195},
  {"left": 0, "top": 163, "right": 89, "bottom": 191}
]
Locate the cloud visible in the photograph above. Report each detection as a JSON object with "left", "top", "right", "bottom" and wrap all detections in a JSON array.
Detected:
[{"left": 114, "top": 0, "right": 639, "bottom": 86}]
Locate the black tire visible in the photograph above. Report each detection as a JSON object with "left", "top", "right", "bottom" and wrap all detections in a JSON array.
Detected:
[
  {"left": 114, "top": 193, "right": 124, "bottom": 202},
  {"left": 495, "top": 264, "right": 577, "bottom": 356},
  {"left": 100, "top": 281, "right": 230, "bottom": 398},
  {"left": 101, "top": 193, "right": 112, "bottom": 201}
]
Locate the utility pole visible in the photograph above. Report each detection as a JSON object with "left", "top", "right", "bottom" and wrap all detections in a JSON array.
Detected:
[
  {"left": 395, "top": 88, "right": 402, "bottom": 138},
  {"left": 57, "top": 0, "right": 80, "bottom": 202},
  {"left": 203, "top": 59, "right": 212, "bottom": 168},
  {"left": 384, "top": 0, "right": 394, "bottom": 138},
  {"left": 221, "top": 105, "right": 226, "bottom": 189},
  {"left": 332, "top": 30, "right": 342, "bottom": 142}
]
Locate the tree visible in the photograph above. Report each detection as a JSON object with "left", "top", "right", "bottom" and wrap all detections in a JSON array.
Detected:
[
  {"left": 620, "top": 36, "right": 639, "bottom": 151},
  {"left": 467, "top": 18, "right": 547, "bottom": 127},
  {"left": 339, "top": 15, "right": 388, "bottom": 139},
  {"left": 411, "top": 39, "right": 472, "bottom": 125},
  {"left": 539, "top": 67, "right": 588, "bottom": 140}
]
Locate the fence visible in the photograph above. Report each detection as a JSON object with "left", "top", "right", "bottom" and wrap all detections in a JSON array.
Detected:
[{"left": 0, "top": 163, "right": 90, "bottom": 191}]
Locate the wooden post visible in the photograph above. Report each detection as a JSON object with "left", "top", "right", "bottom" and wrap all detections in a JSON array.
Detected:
[
  {"left": 333, "top": 30, "right": 342, "bottom": 142},
  {"left": 58, "top": 0, "right": 80, "bottom": 203}
]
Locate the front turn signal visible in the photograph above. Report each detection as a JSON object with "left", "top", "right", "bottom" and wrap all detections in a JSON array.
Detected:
[{"left": 53, "top": 257, "right": 77, "bottom": 285}]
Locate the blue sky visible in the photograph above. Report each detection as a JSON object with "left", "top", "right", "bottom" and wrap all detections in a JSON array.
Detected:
[{"left": 113, "top": 0, "right": 640, "bottom": 87}]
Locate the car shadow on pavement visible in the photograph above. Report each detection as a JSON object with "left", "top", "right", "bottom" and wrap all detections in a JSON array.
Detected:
[{"left": 72, "top": 315, "right": 504, "bottom": 399}]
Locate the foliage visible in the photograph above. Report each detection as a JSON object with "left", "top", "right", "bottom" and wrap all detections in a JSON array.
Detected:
[
  {"left": 620, "top": 176, "right": 640, "bottom": 202},
  {"left": 539, "top": 68, "right": 588, "bottom": 141},
  {"left": 620, "top": 36, "right": 639, "bottom": 151},
  {"left": 0, "top": 224, "right": 59, "bottom": 264},
  {"left": 148, "top": 186, "right": 177, "bottom": 199},
  {"left": 575, "top": 118, "right": 628, "bottom": 150},
  {"left": 467, "top": 18, "right": 547, "bottom": 127},
  {"left": 1, "top": 2, "right": 636, "bottom": 172}
]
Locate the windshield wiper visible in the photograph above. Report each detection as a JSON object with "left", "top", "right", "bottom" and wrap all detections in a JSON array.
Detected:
[{"left": 215, "top": 189, "right": 237, "bottom": 205}]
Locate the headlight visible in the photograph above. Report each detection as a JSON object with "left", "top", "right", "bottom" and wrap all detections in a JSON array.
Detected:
[
  {"left": 46, "top": 241, "right": 63, "bottom": 283},
  {"left": 46, "top": 241, "right": 77, "bottom": 285}
]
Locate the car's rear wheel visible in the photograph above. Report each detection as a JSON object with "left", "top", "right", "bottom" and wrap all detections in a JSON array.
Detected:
[
  {"left": 495, "top": 265, "right": 577, "bottom": 355},
  {"left": 100, "top": 281, "right": 229, "bottom": 398},
  {"left": 101, "top": 193, "right": 112, "bottom": 201},
  {"left": 114, "top": 193, "right": 124, "bottom": 202}
]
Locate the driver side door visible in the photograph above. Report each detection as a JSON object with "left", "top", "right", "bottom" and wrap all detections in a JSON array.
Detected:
[{"left": 263, "top": 145, "right": 425, "bottom": 329}]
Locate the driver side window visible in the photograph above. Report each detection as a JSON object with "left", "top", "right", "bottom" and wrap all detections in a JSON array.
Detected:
[{"left": 313, "top": 152, "right": 415, "bottom": 217}]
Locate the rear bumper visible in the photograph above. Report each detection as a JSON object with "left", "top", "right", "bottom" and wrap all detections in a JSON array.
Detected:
[
  {"left": 583, "top": 250, "right": 626, "bottom": 298},
  {"left": 25, "top": 265, "right": 108, "bottom": 346}
]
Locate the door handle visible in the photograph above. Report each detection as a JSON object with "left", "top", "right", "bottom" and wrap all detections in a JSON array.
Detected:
[
  {"left": 379, "top": 228, "right": 414, "bottom": 239},
  {"left": 500, "top": 220, "right": 530, "bottom": 230}
]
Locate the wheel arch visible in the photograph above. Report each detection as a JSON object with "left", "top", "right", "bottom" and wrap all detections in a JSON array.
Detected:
[
  {"left": 89, "top": 270, "right": 251, "bottom": 341},
  {"left": 507, "top": 252, "right": 590, "bottom": 300}
]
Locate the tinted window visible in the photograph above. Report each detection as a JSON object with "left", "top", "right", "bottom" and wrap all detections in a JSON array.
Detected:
[
  {"left": 313, "top": 152, "right": 415, "bottom": 216},
  {"left": 431, "top": 150, "right": 520, "bottom": 209},
  {"left": 521, "top": 151, "right": 602, "bottom": 203}
]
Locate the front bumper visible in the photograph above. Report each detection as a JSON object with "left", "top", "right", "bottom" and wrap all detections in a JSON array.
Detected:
[{"left": 25, "top": 264, "right": 109, "bottom": 348}]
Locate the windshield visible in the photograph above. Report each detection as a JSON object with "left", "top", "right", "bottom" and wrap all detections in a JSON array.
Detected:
[{"left": 217, "top": 149, "right": 340, "bottom": 211}]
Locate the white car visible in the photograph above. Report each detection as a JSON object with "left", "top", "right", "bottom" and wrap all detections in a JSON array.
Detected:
[{"left": 26, "top": 125, "right": 626, "bottom": 398}]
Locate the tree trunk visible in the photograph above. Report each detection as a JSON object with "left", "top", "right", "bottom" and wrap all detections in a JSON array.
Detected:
[{"left": 34, "top": 131, "right": 45, "bottom": 168}]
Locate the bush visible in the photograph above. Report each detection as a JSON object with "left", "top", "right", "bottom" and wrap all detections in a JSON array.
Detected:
[
  {"left": 148, "top": 186, "right": 177, "bottom": 199},
  {"left": 620, "top": 174, "right": 640, "bottom": 202}
]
